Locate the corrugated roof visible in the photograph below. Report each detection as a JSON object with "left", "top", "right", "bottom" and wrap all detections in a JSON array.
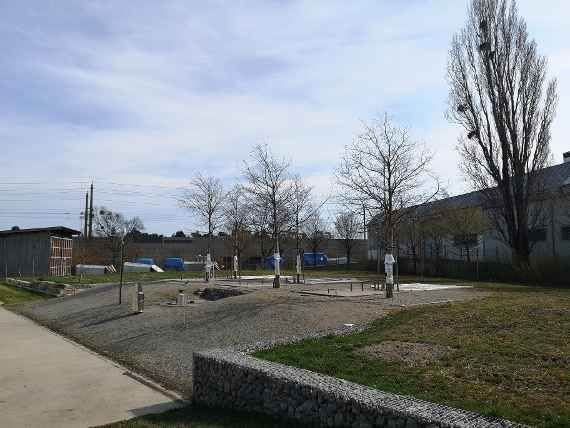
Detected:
[
  {"left": 536, "top": 159, "right": 570, "bottom": 188},
  {"left": 0, "top": 226, "right": 81, "bottom": 237},
  {"left": 369, "top": 161, "right": 570, "bottom": 225}
]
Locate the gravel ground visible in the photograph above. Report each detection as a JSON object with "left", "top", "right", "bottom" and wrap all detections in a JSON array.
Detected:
[{"left": 13, "top": 280, "right": 487, "bottom": 397}]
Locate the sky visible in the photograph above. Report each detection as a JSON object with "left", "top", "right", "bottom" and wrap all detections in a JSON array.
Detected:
[{"left": 0, "top": 0, "right": 569, "bottom": 235}]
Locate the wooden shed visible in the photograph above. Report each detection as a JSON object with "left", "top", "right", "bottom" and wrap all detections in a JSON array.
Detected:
[{"left": 0, "top": 226, "right": 80, "bottom": 278}]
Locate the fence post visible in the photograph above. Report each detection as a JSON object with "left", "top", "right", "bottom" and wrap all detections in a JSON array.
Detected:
[{"left": 476, "top": 247, "right": 480, "bottom": 281}]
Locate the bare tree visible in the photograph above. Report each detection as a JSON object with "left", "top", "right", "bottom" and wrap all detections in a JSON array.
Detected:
[
  {"left": 179, "top": 174, "right": 224, "bottom": 279},
  {"left": 248, "top": 198, "right": 272, "bottom": 260},
  {"left": 224, "top": 184, "right": 250, "bottom": 276},
  {"left": 337, "top": 114, "right": 438, "bottom": 295},
  {"left": 304, "top": 208, "right": 328, "bottom": 267},
  {"left": 418, "top": 211, "right": 448, "bottom": 275},
  {"left": 445, "top": 205, "right": 490, "bottom": 262},
  {"left": 447, "top": 0, "right": 558, "bottom": 269},
  {"left": 94, "top": 207, "right": 144, "bottom": 266},
  {"left": 334, "top": 210, "right": 361, "bottom": 269},
  {"left": 398, "top": 216, "right": 420, "bottom": 274},
  {"left": 290, "top": 176, "right": 313, "bottom": 282},
  {"left": 243, "top": 144, "right": 293, "bottom": 287}
]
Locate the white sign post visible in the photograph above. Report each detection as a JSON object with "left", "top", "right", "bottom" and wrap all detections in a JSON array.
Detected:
[
  {"left": 296, "top": 253, "right": 302, "bottom": 284},
  {"left": 384, "top": 253, "right": 395, "bottom": 298},
  {"left": 233, "top": 254, "right": 239, "bottom": 279},
  {"left": 205, "top": 252, "right": 212, "bottom": 282}
]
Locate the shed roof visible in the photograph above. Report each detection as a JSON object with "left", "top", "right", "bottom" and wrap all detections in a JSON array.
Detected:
[{"left": 0, "top": 226, "right": 81, "bottom": 237}]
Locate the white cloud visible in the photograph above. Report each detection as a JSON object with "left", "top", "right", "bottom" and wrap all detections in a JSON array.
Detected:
[{"left": 1, "top": 0, "right": 568, "bottom": 233}]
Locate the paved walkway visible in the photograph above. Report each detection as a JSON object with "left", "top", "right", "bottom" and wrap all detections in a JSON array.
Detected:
[{"left": 0, "top": 307, "right": 183, "bottom": 428}]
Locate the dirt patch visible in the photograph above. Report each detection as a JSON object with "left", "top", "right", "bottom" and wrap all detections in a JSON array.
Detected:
[
  {"left": 194, "top": 287, "right": 244, "bottom": 301},
  {"left": 356, "top": 341, "right": 453, "bottom": 366}
]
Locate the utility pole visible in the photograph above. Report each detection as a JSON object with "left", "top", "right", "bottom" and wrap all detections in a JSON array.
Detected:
[
  {"left": 84, "top": 192, "right": 89, "bottom": 237},
  {"left": 119, "top": 228, "right": 125, "bottom": 304},
  {"left": 88, "top": 182, "right": 94, "bottom": 239},
  {"left": 363, "top": 204, "right": 367, "bottom": 240}
]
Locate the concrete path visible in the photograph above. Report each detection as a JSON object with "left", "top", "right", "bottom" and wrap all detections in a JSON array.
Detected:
[{"left": 0, "top": 307, "right": 183, "bottom": 428}]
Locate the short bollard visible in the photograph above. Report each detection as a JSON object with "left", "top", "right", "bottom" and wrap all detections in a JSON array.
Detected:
[
  {"left": 177, "top": 289, "right": 186, "bottom": 306},
  {"left": 134, "top": 283, "right": 144, "bottom": 313},
  {"left": 350, "top": 283, "right": 353, "bottom": 292},
  {"left": 361, "top": 282, "right": 364, "bottom": 291}
]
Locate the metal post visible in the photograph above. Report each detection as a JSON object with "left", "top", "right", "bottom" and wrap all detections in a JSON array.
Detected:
[
  {"left": 84, "top": 192, "right": 89, "bottom": 237},
  {"left": 476, "top": 247, "right": 480, "bottom": 281},
  {"left": 395, "top": 257, "right": 400, "bottom": 292},
  {"left": 273, "top": 246, "right": 281, "bottom": 288},
  {"left": 363, "top": 204, "right": 367, "bottom": 240},
  {"left": 119, "top": 235, "right": 124, "bottom": 305},
  {"left": 88, "top": 182, "right": 94, "bottom": 239},
  {"left": 296, "top": 252, "right": 302, "bottom": 284},
  {"left": 3, "top": 239, "right": 7, "bottom": 280}
]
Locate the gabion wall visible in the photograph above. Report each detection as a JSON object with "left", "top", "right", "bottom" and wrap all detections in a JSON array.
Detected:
[{"left": 193, "top": 349, "right": 529, "bottom": 428}]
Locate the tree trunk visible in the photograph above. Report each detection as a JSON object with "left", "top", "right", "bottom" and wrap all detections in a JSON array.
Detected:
[
  {"left": 273, "top": 203, "right": 280, "bottom": 288},
  {"left": 512, "top": 239, "right": 531, "bottom": 276},
  {"left": 376, "top": 241, "right": 381, "bottom": 274},
  {"left": 385, "top": 223, "right": 394, "bottom": 298}
]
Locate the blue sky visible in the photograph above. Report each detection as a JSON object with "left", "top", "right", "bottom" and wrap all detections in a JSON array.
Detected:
[{"left": 1, "top": 1, "right": 569, "bottom": 234}]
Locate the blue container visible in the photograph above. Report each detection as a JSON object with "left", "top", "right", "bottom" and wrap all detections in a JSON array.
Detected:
[
  {"left": 265, "top": 254, "right": 285, "bottom": 270},
  {"left": 164, "top": 257, "right": 185, "bottom": 271},
  {"left": 303, "top": 252, "right": 328, "bottom": 267},
  {"left": 135, "top": 258, "right": 155, "bottom": 265}
]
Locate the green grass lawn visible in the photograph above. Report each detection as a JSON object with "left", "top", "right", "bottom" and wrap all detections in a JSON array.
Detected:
[
  {"left": 0, "top": 282, "right": 49, "bottom": 305},
  {"left": 97, "top": 404, "right": 302, "bottom": 428},
  {"left": 255, "top": 287, "right": 570, "bottom": 428}
]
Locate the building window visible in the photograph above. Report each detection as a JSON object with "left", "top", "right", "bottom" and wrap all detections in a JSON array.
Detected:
[
  {"left": 562, "top": 226, "right": 570, "bottom": 241},
  {"left": 453, "top": 233, "right": 478, "bottom": 247},
  {"left": 529, "top": 227, "right": 547, "bottom": 242}
]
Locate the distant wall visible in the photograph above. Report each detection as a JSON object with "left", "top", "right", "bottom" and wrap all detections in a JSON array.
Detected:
[
  {"left": 193, "top": 349, "right": 529, "bottom": 428},
  {"left": 73, "top": 237, "right": 368, "bottom": 269}
]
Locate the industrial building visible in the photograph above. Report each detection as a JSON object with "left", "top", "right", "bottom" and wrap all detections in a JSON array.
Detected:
[
  {"left": 0, "top": 226, "right": 80, "bottom": 278},
  {"left": 368, "top": 154, "right": 570, "bottom": 265}
]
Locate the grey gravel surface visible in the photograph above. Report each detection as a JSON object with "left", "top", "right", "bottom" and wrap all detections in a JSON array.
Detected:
[{"left": 13, "top": 280, "right": 487, "bottom": 397}]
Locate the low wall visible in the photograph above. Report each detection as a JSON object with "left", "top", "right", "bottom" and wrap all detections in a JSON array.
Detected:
[
  {"left": 193, "top": 349, "right": 529, "bottom": 428},
  {"left": 5, "top": 278, "right": 69, "bottom": 297}
]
